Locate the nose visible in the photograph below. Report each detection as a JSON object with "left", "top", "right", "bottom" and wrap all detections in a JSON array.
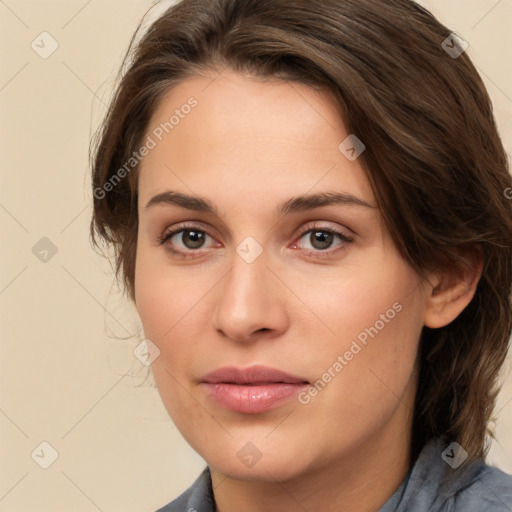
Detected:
[{"left": 212, "top": 249, "right": 289, "bottom": 344}]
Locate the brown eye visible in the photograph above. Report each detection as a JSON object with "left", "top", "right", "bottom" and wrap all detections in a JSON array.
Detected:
[
  {"left": 157, "top": 223, "right": 218, "bottom": 260},
  {"left": 159, "top": 228, "right": 211, "bottom": 250},
  {"left": 306, "top": 230, "right": 335, "bottom": 250},
  {"left": 175, "top": 229, "right": 207, "bottom": 250},
  {"left": 292, "top": 224, "right": 354, "bottom": 260}
]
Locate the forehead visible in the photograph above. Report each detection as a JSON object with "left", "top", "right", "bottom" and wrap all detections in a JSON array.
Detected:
[
  {"left": 146, "top": 68, "right": 345, "bottom": 140},
  {"left": 138, "top": 69, "right": 375, "bottom": 213}
]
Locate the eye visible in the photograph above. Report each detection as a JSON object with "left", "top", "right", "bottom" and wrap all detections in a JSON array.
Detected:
[
  {"left": 292, "top": 223, "right": 354, "bottom": 259},
  {"left": 157, "top": 222, "right": 354, "bottom": 260},
  {"left": 157, "top": 223, "right": 218, "bottom": 259}
]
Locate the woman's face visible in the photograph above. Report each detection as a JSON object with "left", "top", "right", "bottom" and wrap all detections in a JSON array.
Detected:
[{"left": 134, "top": 69, "right": 429, "bottom": 481}]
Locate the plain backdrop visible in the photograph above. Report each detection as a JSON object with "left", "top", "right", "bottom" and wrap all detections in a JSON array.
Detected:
[{"left": 1, "top": 1, "right": 511, "bottom": 511}]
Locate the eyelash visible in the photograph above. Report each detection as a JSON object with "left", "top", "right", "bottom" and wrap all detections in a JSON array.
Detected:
[{"left": 156, "top": 222, "right": 354, "bottom": 260}]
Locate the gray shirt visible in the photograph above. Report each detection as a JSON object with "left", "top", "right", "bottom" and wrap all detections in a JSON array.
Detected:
[{"left": 155, "top": 437, "right": 512, "bottom": 511}]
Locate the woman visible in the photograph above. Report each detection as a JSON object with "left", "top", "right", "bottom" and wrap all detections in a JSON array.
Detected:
[{"left": 90, "top": 0, "right": 512, "bottom": 510}]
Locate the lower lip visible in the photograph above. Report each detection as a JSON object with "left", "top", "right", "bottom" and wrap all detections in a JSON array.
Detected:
[{"left": 202, "top": 382, "right": 308, "bottom": 413}]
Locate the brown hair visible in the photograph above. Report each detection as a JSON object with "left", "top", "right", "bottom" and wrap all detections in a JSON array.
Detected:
[{"left": 90, "top": 0, "right": 512, "bottom": 462}]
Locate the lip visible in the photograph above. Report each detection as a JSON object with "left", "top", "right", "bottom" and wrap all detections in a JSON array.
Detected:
[{"left": 200, "top": 365, "right": 309, "bottom": 414}]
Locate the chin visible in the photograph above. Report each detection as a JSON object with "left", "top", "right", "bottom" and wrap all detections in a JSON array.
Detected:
[
  {"left": 195, "top": 434, "right": 314, "bottom": 483},
  {"left": 209, "top": 455, "right": 306, "bottom": 483}
]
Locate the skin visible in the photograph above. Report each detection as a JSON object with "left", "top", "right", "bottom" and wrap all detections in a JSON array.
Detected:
[{"left": 134, "top": 69, "right": 482, "bottom": 512}]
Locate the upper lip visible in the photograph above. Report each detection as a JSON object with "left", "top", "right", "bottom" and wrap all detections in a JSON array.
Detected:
[{"left": 201, "top": 365, "right": 309, "bottom": 385}]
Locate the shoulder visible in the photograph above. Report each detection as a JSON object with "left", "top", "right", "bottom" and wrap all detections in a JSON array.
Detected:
[
  {"left": 154, "top": 466, "right": 215, "bottom": 512},
  {"left": 388, "top": 437, "right": 512, "bottom": 512},
  {"left": 447, "top": 462, "right": 512, "bottom": 511}
]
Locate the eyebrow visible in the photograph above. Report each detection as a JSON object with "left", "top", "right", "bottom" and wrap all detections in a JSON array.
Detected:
[{"left": 144, "top": 190, "right": 376, "bottom": 216}]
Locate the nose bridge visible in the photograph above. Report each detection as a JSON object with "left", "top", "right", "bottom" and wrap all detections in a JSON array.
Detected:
[{"left": 212, "top": 240, "right": 287, "bottom": 341}]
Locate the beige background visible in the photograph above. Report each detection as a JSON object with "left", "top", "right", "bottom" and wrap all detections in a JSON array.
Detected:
[{"left": 0, "top": 0, "right": 511, "bottom": 511}]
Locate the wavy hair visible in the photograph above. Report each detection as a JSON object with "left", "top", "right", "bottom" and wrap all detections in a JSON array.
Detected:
[{"left": 90, "top": 0, "right": 512, "bottom": 462}]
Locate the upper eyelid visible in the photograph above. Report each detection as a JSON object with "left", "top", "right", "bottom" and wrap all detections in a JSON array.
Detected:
[{"left": 161, "top": 221, "right": 354, "bottom": 246}]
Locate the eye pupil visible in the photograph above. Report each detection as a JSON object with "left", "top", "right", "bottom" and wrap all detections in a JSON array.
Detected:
[
  {"left": 183, "top": 230, "right": 205, "bottom": 249},
  {"left": 311, "top": 231, "right": 333, "bottom": 250}
]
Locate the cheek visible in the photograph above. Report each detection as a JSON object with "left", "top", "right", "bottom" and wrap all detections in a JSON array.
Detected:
[
  {"left": 135, "top": 273, "right": 198, "bottom": 364},
  {"left": 290, "top": 252, "right": 421, "bottom": 352},
  {"left": 134, "top": 245, "right": 216, "bottom": 377},
  {"left": 322, "top": 306, "right": 421, "bottom": 446},
  {"left": 134, "top": 244, "right": 192, "bottom": 340},
  {"left": 134, "top": 255, "right": 209, "bottom": 430},
  {"left": 296, "top": 258, "right": 423, "bottom": 418},
  {"left": 134, "top": 248, "right": 185, "bottom": 381}
]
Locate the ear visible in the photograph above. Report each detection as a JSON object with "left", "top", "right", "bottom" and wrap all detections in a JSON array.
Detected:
[{"left": 423, "top": 247, "right": 484, "bottom": 329}]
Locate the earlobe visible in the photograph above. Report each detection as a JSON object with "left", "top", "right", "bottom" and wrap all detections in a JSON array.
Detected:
[{"left": 423, "top": 249, "right": 484, "bottom": 329}]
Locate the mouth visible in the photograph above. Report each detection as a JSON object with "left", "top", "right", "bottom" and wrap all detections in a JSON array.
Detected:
[{"left": 200, "top": 365, "right": 309, "bottom": 414}]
